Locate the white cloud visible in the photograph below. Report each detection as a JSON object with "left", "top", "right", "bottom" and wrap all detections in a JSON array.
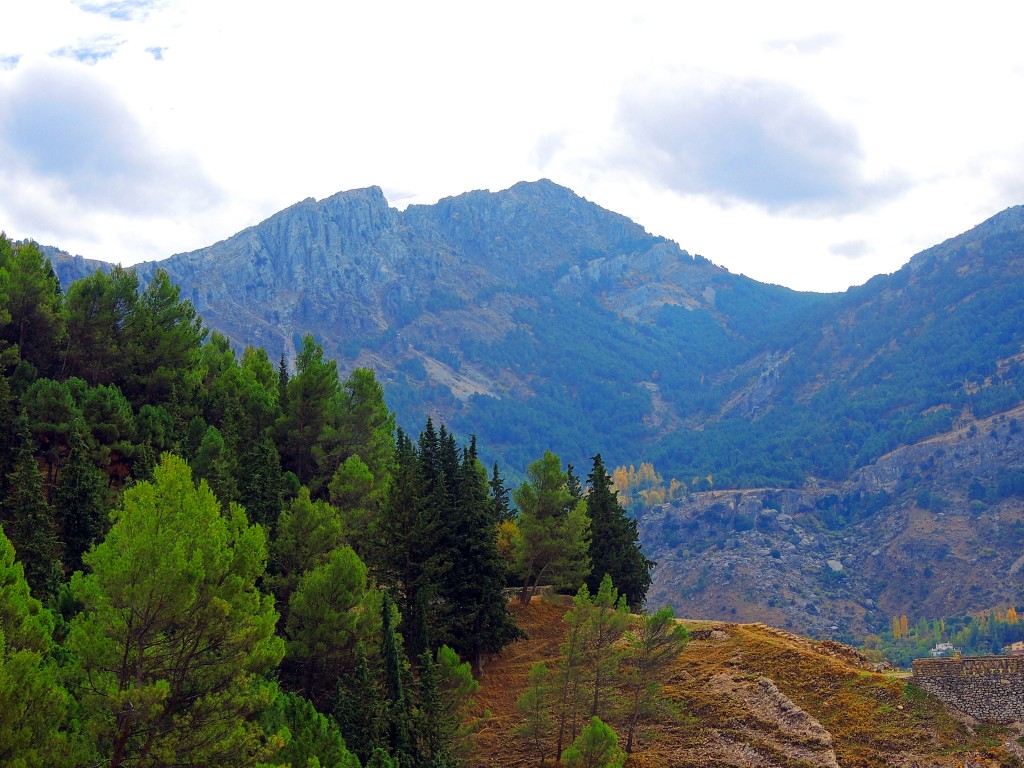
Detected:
[{"left": 0, "top": 1, "right": 1023, "bottom": 291}]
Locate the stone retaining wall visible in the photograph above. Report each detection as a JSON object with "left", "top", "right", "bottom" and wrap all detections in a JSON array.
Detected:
[{"left": 912, "top": 656, "right": 1024, "bottom": 723}]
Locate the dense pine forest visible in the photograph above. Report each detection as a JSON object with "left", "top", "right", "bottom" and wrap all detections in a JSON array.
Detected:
[{"left": 0, "top": 235, "right": 663, "bottom": 768}]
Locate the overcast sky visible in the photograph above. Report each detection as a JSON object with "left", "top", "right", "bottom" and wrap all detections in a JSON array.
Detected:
[{"left": 2, "top": 1, "right": 1023, "bottom": 292}]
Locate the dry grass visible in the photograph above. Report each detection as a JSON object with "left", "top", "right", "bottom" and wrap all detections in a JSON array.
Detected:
[{"left": 469, "top": 601, "right": 1015, "bottom": 768}]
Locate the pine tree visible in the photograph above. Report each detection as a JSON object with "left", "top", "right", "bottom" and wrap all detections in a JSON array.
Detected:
[
  {"left": 372, "top": 429, "right": 443, "bottom": 655},
  {"left": 283, "top": 546, "right": 383, "bottom": 708},
  {"left": 561, "top": 716, "right": 625, "bottom": 768},
  {"left": 586, "top": 575, "right": 629, "bottom": 720},
  {"left": 68, "top": 454, "right": 283, "bottom": 768},
  {"left": 0, "top": 526, "right": 79, "bottom": 768},
  {"left": 51, "top": 427, "right": 107, "bottom": 572},
  {"left": 237, "top": 431, "right": 283, "bottom": 530},
  {"left": 515, "top": 662, "right": 554, "bottom": 767},
  {"left": 621, "top": 606, "right": 688, "bottom": 753},
  {"left": 4, "top": 410, "right": 61, "bottom": 599},
  {"left": 513, "top": 451, "right": 591, "bottom": 604},
  {"left": 259, "top": 689, "right": 360, "bottom": 768},
  {"left": 585, "top": 453, "right": 654, "bottom": 609},
  {"left": 380, "top": 593, "right": 412, "bottom": 766}
]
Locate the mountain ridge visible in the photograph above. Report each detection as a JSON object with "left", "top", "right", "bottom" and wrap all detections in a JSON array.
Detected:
[{"left": 44, "top": 180, "right": 1024, "bottom": 637}]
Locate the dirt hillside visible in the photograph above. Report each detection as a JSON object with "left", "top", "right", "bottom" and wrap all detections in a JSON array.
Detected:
[{"left": 470, "top": 598, "right": 1024, "bottom": 768}]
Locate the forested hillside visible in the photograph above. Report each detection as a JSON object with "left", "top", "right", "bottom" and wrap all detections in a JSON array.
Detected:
[{"left": 0, "top": 234, "right": 656, "bottom": 767}]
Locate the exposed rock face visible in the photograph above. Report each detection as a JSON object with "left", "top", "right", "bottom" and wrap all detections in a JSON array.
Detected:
[{"left": 641, "top": 403, "right": 1024, "bottom": 637}]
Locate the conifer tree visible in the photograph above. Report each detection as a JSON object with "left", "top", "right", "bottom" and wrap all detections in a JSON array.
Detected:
[
  {"left": 621, "top": 606, "right": 688, "bottom": 753},
  {"left": 0, "top": 240, "right": 66, "bottom": 376},
  {"left": 68, "top": 454, "right": 283, "bottom": 768},
  {"left": 489, "top": 461, "right": 514, "bottom": 522},
  {"left": 0, "top": 526, "right": 79, "bottom": 768},
  {"left": 52, "top": 427, "right": 107, "bottom": 572},
  {"left": 4, "top": 409, "right": 61, "bottom": 598},
  {"left": 380, "top": 593, "right": 412, "bottom": 766},
  {"left": 334, "top": 644, "right": 387, "bottom": 766},
  {"left": 373, "top": 428, "right": 443, "bottom": 654},
  {"left": 586, "top": 575, "right": 629, "bottom": 720},
  {"left": 513, "top": 451, "right": 591, "bottom": 604},
  {"left": 238, "top": 431, "right": 284, "bottom": 530},
  {"left": 259, "top": 689, "right": 360, "bottom": 768},
  {"left": 284, "top": 545, "right": 383, "bottom": 708},
  {"left": 515, "top": 662, "right": 554, "bottom": 767},
  {"left": 443, "top": 437, "right": 522, "bottom": 671},
  {"left": 561, "top": 716, "right": 625, "bottom": 768},
  {"left": 585, "top": 453, "right": 653, "bottom": 609},
  {"left": 277, "top": 335, "right": 339, "bottom": 486}
]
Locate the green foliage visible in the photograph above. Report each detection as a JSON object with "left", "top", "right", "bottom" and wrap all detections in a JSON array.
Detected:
[
  {"left": 259, "top": 689, "right": 360, "bottom": 768},
  {"left": 515, "top": 662, "right": 554, "bottom": 766},
  {"left": 67, "top": 454, "right": 284, "bottom": 767},
  {"left": 0, "top": 528, "right": 79, "bottom": 768},
  {"left": 513, "top": 450, "right": 591, "bottom": 603},
  {"left": 284, "top": 546, "right": 382, "bottom": 708},
  {"left": 277, "top": 334, "right": 339, "bottom": 486},
  {"left": 621, "top": 606, "right": 688, "bottom": 753},
  {"left": 51, "top": 427, "right": 108, "bottom": 572},
  {"left": 584, "top": 453, "right": 653, "bottom": 609},
  {"left": 267, "top": 488, "right": 346, "bottom": 613},
  {"left": 4, "top": 409, "right": 61, "bottom": 599},
  {"left": 560, "top": 716, "right": 625, "bottom": 768}
]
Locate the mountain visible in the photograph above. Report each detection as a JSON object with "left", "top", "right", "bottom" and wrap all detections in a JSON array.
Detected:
[
  {"left": 48, "top": 182, "right": 1024, "bottom": 639},
  {"left": 52, "top": 180, "right": 827, "bottom": 474}
]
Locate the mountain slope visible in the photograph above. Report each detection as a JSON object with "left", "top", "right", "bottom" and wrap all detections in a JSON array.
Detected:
[{"left": 52, "top": 180, "right": 826, "bottom": 474}]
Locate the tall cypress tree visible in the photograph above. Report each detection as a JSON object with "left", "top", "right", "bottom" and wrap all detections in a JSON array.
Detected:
[
  {"left": 489, "top": 461, "right": 514, "bottom": 523},
  {"left": 380, "top": 593, "right": 411, "bottom": 766},
  {"left": 584, "top": 454, "right": 654, "bottom": 609}
]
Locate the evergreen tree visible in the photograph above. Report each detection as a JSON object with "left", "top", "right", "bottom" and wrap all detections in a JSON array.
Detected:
[
  {"left": 621, "top": 606, "right": 688, "bottom": 753},
  {"left": 123, "top": 268, "right": 206, "bottom": 419},
  {"left": 238, "top": 431, "right": 284, "bottom": 530},
  {"left": 585, "top": 453, "right": 654, "bottom": 609},
  {"left": 585, "top": 575, "right": 629, "bottom": 721},
  {"left": 443, "top": 437, "right": 522, "bottom": 671},
  {"left": 191, "top": 425, "right": 239, "bottom": 507},
  {"left": 277, "top": 335, "right": 339, "bottom": 486},
  {"left": 22, "top": 377, "right": 79, "bottom": 486},
  {"left": 63, "top": 267, "right": 138, "bottom": 386},
  {"left": 515, "top": 662, "right": 554, "bottom": 767},
  {"left": 489, "top": 461, "right": 514, "bottom": 523},
  {"left": 267, "top": 488, "right": 345, "bottom": 616},
  {"left": 259, "top": 689, "right": 360, "bottom": 768},
  {"left": 51, "top": 427, "right": 108, "bottom": 572},
  {"left": 513, "top": 451, "right": 591, "bottom": 604},
  {"left": 67, "top": 454, "right": 283, "bottom": 768},
  {"left": 380, "top": 592, "right": 412, "bottom": 766},
  {"left": 0, "top": 240, "right": 66, "bottom": 376},
  {"left": 554, "top": 584, "right": 593, "bottom": 758},
  {"left": 4, "top": 410, "right": 61, "bottom": 599},
  {"left": 319, "top": 367, "right": 395, "bottom": 513},
  {"left": 284, "top": 545, "right": 383, "bottom": 708},
  {"left": 334, "top": 644, "right": 387, "bottom": 766},
  {"left": 0, "top": 526, "right": 79, "bottom": 768},
  {"left": 372, "top": 429, "right": 443, "bottom": 655},
  {"left": 560, "top": 716, "right": 625, "bottom": 768}
]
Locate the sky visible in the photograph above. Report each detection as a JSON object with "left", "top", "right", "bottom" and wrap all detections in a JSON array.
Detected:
[{"left": 2, "top": 2, "right": 1024, "bottom": 293}]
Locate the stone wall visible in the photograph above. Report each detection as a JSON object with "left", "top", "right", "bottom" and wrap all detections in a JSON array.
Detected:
[{"left": 912, "top": 656, "right": 1024, "bottom": 723}]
